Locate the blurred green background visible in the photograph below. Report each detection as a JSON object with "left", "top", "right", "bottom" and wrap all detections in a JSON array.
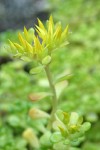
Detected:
[{"left": 0, "top": 0, "right": 100, "bottom": 149}]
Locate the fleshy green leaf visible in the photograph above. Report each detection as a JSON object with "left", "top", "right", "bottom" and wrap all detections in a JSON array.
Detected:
[
  {"left": 69, "top": 112, "right": 79, "bottom": 126},
  {"left": 70, "top": 139, "right": 81, "bottom": 146},
  {"left": 80, "top": 122, "right": 91, "bottom": 132},
  {"left": 40, "top": 131, "right": 52, "bottom": 147},
  {"left": 63, "top": 139, "right": 70, "bottom": 145},
  {"left": 7, "top": 116, "right": 20, "bottom": 127},
  {"left": 30, "top": 66, "right": 43, "bottom": 74},
  {"left": 50, "top": 132, "right": 63, "bottom": 143},
  {"left": 56, "top": 73, "right": 73, "bottom": 83},
  {"left": 53, "top": 119, "right": 66, "bottom": 132},
  {"left": 77, "top": 116, "right": 83, "bottom": 125},
  {"left": 55, "top": 80, "right": 68, "bottom": 98},
  {"left": 42, "top": 55, "right": 51, "bottom": 65},
  {"left": 56, "top": 110, "right": 64, "bottom": 121},
  {"left": 53, "top": 141, "right": 67, "bottom": 150},
  {"left": 70, "top": 132, "right": 84, "bottom": 140}
]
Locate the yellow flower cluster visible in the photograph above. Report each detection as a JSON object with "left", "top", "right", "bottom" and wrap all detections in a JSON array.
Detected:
[
  {"left": 9, "top": 16, "right": 68, "bottom": 62},
  {"left": 36, "top": 16, "right": 69, "bottom": 51}
]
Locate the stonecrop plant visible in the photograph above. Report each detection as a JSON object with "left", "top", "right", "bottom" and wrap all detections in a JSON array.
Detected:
[{"left": 8, "top": 16, "right": 91, "bottom": 150}]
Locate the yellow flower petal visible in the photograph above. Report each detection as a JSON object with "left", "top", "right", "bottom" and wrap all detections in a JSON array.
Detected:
[
  {"left": 34, "top": 36, "right": 42, "bottom": 52},
  {"left": 61, "top": 25, "right": 68, "bottom": 40},
  {"left": 37, "top": 18, "right": 46, "bottom": 31},
  {"left": 24, "top": 26, "right": 28, "bottom": 40},
  {"left": 54, "top": 23, "right": 62, "bottom": 39},
  {"left": 35, "top": 25, "right": 46, "bottom": 38},
  {"left": 18, "top": 33, "right": 25, "bottom": 46},
  {"left": 8, "top": 40, "right": 16, "bottom": 49},
  {"left": 25, "top": 41, "right": 33, "bottom": 53},
  {"left": 8, "top": 40, "right": 17, "bottom": 53},
  {"left": 14, "top": 43, "right": 23, "bottom": 53},
  {"left": 47, "top": 15, "right": 54, "bottom": 36}
]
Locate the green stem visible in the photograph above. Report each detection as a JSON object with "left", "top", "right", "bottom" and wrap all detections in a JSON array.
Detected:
[{"left": 45, "top": 65, "right": 58, "bottom": 129}]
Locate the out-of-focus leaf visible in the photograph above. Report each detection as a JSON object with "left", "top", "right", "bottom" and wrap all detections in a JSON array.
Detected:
[
  {"left": 30, "top": 66, "right": 43, "bottom": 74},
  {"left": 53, "top": 141, "right": 67, "bottom": 150},
  {"left": 55, "top": 71, "right": 73, "bottom": 83},
  {"left": 40, "top": 131, "right": 52, "bottom": 147},
  {"left": 86, "top": 112, "right": 98, "bottom": 122},
  {"left": 69, "top": 112, "right": 79, "bottom": 126},
  {"left": 21, "top": 56, "right": 31, "bottom": 62},
  {"left": 80, "top": 122, "right": 91, "bottom": 132},
  {"left": 50, "top": 132, "right": 63, "bottom": 143},
  {"left": 29, "top": 92, "right": 51, "bottom": 102},
  {"left": 42, "top": 55, "right": 51, "bottom": 65},
  {"left": 7, "top": 116, "right": 21, "bottom": 127},
  {"left": 55, "top": 80, "right": 68, "bottom": 98}
]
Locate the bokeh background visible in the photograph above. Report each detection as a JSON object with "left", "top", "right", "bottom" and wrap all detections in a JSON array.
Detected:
[{"left": 0, "top": 0, "right": 100, "bottom": 149}]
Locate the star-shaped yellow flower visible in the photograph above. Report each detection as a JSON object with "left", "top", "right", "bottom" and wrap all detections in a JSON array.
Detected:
[
  {"left": 36, "top": 15, "right": 69, "bottom": 52},
  {"left": 9, "top": 15, "right": 69, "bottom": 63}
]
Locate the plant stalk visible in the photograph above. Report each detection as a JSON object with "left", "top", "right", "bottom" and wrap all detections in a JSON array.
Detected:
[{"left": 45, "top": 65, "right": 58, "bottom": 129}]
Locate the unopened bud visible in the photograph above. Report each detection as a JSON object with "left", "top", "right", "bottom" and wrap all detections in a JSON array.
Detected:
[
  {"left": 29, "top": 108, "right": 50, "bottom": 119},
  {"left": 22, "top": 128, "right": 39, "bottom": 148},
  {"left": 69, "top": 112, "right": 79, "bottom": 126}
]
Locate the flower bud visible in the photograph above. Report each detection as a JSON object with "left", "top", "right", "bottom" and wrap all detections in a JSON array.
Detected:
[
  {"left": 29, "top": 108, "right": 50, "bottom": 119},
  {"left": 22, "top": 128, "right": 39, "bottom": 148}
]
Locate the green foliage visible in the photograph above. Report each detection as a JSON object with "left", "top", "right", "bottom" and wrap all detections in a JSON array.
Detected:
[
  {"left": 30, "top": 66, "right": 43, "bottom": 75},
  {"left": 0, "top": 0, "right": 100, "bottom": 149},
  {"left": 50, "top": 110, "right": 91, "bottom": 148},
  {"left": 42, "top": 55, "right": 51, "bottom": 65},
  {"left": 48, "top": 0, "right": 100, "bottom": 149}
]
